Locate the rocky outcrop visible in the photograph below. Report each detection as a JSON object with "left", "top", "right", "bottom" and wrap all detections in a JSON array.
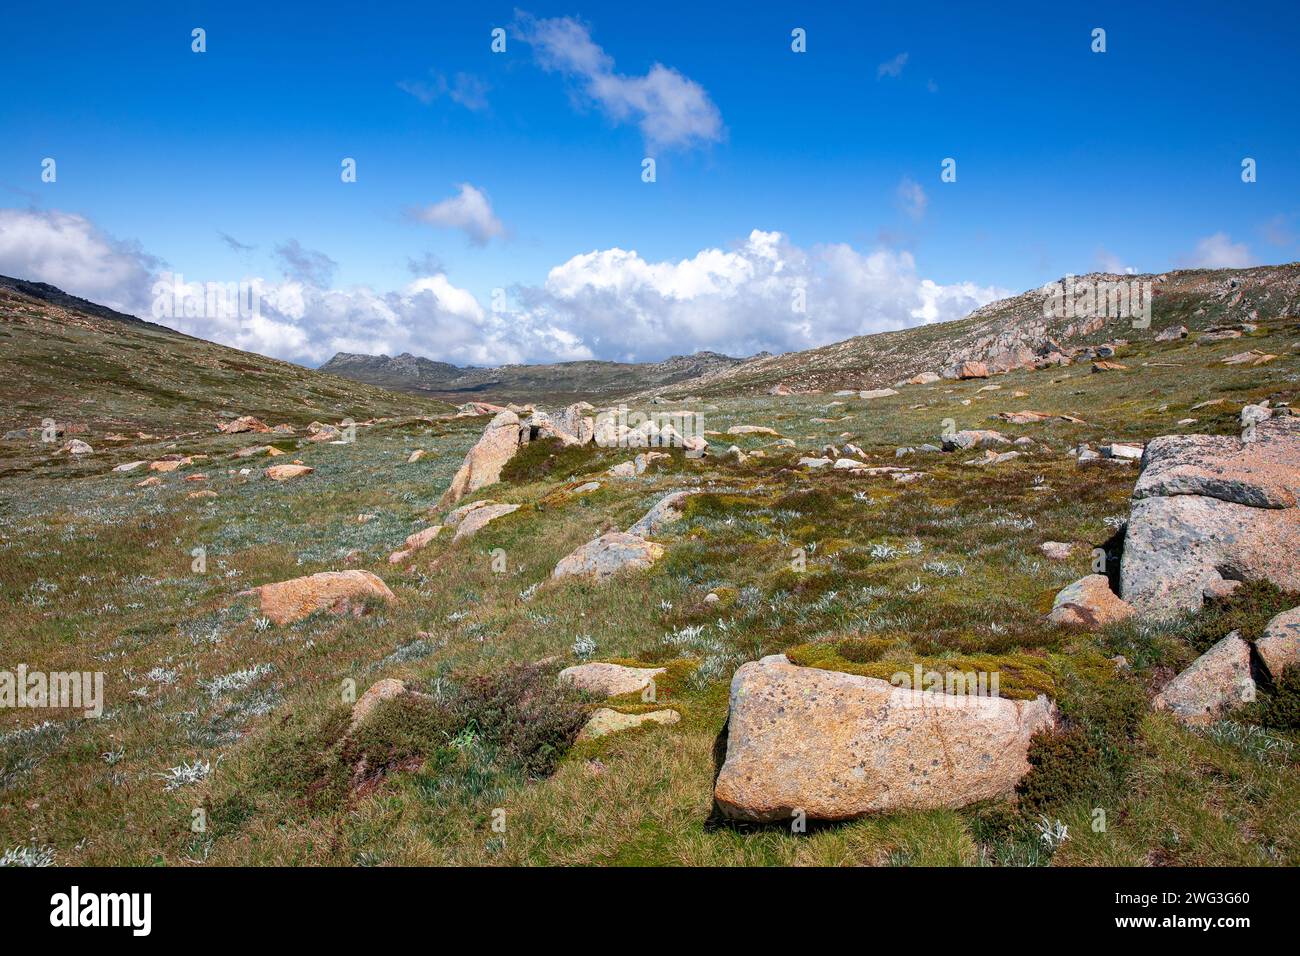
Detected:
[
  {"left": 1048, "top": 575, "right": 1135, "bottom": 628},
  {"left": 1121, "top": 417, "right": 1300, "bottom": 617},
  {"left": 552, "top": 532, "right": 664, "bottom": 582},
  {"left": 713, "top": 655, "right": 1056, "bottom": 822},
  {"left": 438, "top": 410, "right": 522, "bottom": 508},
  {"left": 250, "top": 570, "right": 396, "bottom": 625},
  {"left": 1153, "top": 632, "right": 1255, "bottom": 725}
]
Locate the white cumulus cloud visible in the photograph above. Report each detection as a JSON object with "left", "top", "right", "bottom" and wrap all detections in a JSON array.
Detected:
[
  {"left": 515, "top": 12, "right": 723, "bottom": 152},
  {"left": 0, "top": 208, "right": 159, "bottom": 314},
  {"left": 0, "top": 208, "right": 1008, "bottom": 370},
  {"left": 409, "top": 184, "right": 505, "bottom": 246}
]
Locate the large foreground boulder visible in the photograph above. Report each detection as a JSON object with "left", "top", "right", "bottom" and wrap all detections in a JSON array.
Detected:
[
  {"left": 251, "top": 570, "right": 396, "bottom": 625},
  {"left": 713, "top": 655, "right": 1056, "bottom": 822},
  {"left": 552, "top": 532, "right": 664, "bottom": 582},
  {"left": 438, "top": 410, "right": 522, "bottom": 509}
]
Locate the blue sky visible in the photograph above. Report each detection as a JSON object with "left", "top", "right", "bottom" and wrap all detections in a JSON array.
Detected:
[{"left": 1, "top": 1, "right": 1297, "bottom": 366}]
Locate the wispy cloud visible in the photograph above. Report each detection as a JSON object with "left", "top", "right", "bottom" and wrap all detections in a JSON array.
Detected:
[
  {"left": 1178, "top": 232, "right": 1254, "bottom": 269},
  {"left": 896, "top": 176, "right": 928, "bottom": 220},
  {"left": 877, "top": 52, "right": 909, "bottom": 79},
  {"left": 409, "top": 184, "right": 505, "bottom": 245},
  {"left": 217, "top": 231, "right": 255, "bottom": 253},
  {"left": 398, "top": 71, "right": 491, "bottom": 111},
  {"left": 274, "top": 239, "right": 337, "bottom": 286},
  {"left": 514, "top": 12, "right": 723, "bottom": 152}
]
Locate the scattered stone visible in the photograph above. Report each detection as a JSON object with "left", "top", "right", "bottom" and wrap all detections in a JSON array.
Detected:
[
  {"left": 1091, "top": 360, "right": 1128, "bottom": 372},
  {"left": 350, "top": 679, "right": 407, "bottom": 731},
  {"left": 1101, "top": 442, "right": 1144, "bottom": 461},
  {"left": 1153, "top": 632, "right": 1255, "bottom": 725},
  {"left": 149, "top": 457, "right": 190, "bottom": 472},
  {"left": 236, "top": 445, "right": 282, "bottom": 458},
  {"left": 1039, "top": 541, "right": 1075, "bottom": 560},
  {"left": 964, "top": 449, "right": 1020, "bottom": 466},
  {"left": 265, "top": 464, "right": 313, "bottom": 481},
  {"left": 727, "top": 425, "right": 779, "bottom": 436},
  {"left": 956, "top": 361, "right": 990, "bottom": 379},
  {"left": 453, "top": 502, "right": 519, "bottom": 541},
  {"left": 407, "top": 449, "right": 426, "bottom": 463},
  {"left": 768, "top": 383, "right": 793, "bottom": 396},
  {"left": 558, "top": 662, "right": 665, "bottom": 697},
  {"left": 713, "top": 655, "right": 1055, "bottom": 821},
  {"left": 1155, "top": 325, "right": 1188, "bottom": 342},
  {"left": 219, "top": 416, "right": 270, "bottom": 434},
  {"left": 571, "top": 481, "right": 602, "bottom": 495},
  {"left": 136, "top": 476, "right": 162, "bottom": 487},
  {"left": 904, "top": 371, "right": 942, "bottom": 385},
  {"left": 578, "top": 708, "right": 680, "bottom": 740},
  {"left": 1256, "top": 607, "right": 1300, "bottom": 681},
  {"left": 608, "top": 461, "right": 637, "bottom": 478},
  {"left": 112, "top": 460, "right": 147, "bottom": 473},
  {"left": 1048, "top": 575, "right": 1135, "bottom": 628},
  {"left": 798, "top": 456, "right": 832, "bottom": 468},
  {"left": 552, "top": 532, "right": 664, "bottom": 582},
  {"left": 252, "top": 570, "right": 396, "bottom": 625},
  {"left": 187, "top": 489, "right": 218, "bottom": 499},
  {"left": 941, "top": 429, "right": 1009, "bottom": 451},
  {"left": 627, "top": 490, "right": 696, "bottom": 536},
  {"left": 859, "top": 388, "right": 898, "bottom": 400}
]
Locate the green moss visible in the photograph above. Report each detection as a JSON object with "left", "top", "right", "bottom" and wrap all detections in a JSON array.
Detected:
[
  {"left": 500, "top": 437, "right": 604, "bottom": 484},
  {"left": 784, "top": 642, "right": 1060, "bottom": 700}
]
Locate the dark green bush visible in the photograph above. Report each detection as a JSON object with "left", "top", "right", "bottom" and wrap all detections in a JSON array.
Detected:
[
  {"left": 501, "top": 437, "right": 601, "bottom": 483},
  {"left": 445, "top": 662, "right": 590, "bottom": 778},
  {"left": 1261, "top": 665, "right": 1300, "bottom": 730},
  {"left": 1016, "top": 726, "right": 1099, "bottom": 814}
]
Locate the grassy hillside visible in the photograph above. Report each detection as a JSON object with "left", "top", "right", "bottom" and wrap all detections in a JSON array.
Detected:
[
  {"left": 2, "top": 286, "right": 1297, "bottom": 866},
  {"left": 320, "top": 349, "right": 760, "bottom": 406},
  {"left": 0, "top": 283, "right": 448, "bottom": 445},
  {"left": 643, "top": 263, "right": 1300, "bottom": 398}
]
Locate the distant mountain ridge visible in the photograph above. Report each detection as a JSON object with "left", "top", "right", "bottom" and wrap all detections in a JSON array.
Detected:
[{"left": 319, "top": 348, "right": 768, "bottom": 404}]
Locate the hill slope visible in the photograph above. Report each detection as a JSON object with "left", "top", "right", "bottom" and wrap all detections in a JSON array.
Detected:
[
  {"left": 319, "top": 348, "right": 765, "bottom": 405},
  {"left": 0, "top": 278, "right": 448, "bottom": 439},
  {"left": 642, "top": 263, "right": 1300, "bottom": 398}
]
